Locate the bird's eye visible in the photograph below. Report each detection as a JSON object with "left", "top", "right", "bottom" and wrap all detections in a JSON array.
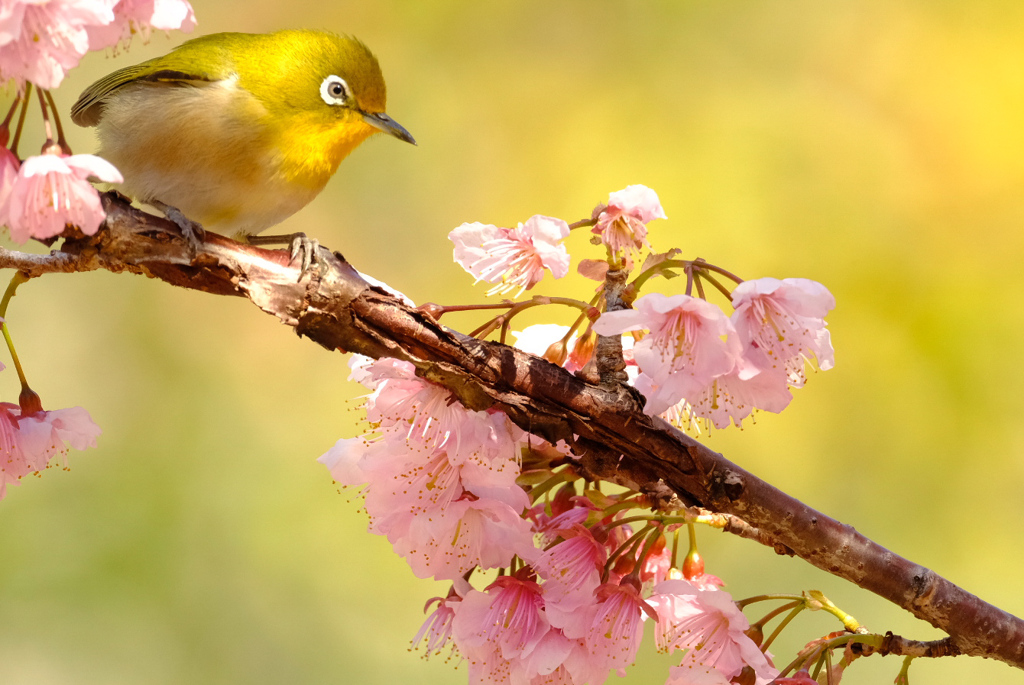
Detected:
[{"left": 320, "top": 76, "right": 350, "bottom": 106}]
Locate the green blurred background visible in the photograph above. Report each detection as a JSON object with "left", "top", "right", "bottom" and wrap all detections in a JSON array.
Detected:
[{"left": 2, "top": 1, "right": 1023, "bottom": 683}]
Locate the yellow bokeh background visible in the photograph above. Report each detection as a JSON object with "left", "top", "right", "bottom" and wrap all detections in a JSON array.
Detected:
[{"left": 2, "top": 1, "right": 1023, "bottom": 683}]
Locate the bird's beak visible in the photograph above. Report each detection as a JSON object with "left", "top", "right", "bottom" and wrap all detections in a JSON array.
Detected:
[{"left": 362, "top": 111, "right": 416, "bottom": 145}]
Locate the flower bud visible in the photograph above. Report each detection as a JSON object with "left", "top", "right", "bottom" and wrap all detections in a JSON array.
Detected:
[
  {"left": 543, "top": 340, "right": 569, "bottom": 366},
  {"left": 682, "top": 546, "right": 704, "bottom": 580},
  {"left": 731, "top": 666, "right": 756, "bottom": 685},
  {"left": 550, "top": 482, "right": 575, "bottom": 517},
  {"left": 416, "top": 302, "right": 445, "bottom": 319},
  {"left": 568, "top": 330, "right": 596, "bottom": 370},
  {"left": 19, "top": 387, "right": 42, "bottom": 415},
  {"left": 612, "top": 554, "right": 636, "bottom": 576}
]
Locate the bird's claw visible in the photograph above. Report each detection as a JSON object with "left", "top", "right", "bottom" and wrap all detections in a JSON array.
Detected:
[
  {"left": 247, "top": 231, "right": 327, "bottom": 281},
  {"left": 154, "top": 201, "right": 205, "bottom": 252},
  {"left": 289, "top": 234, "right": 327, "bottom": 277}
]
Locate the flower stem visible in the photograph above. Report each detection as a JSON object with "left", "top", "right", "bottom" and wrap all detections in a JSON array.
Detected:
[
  {"left": 895, "top": 655, "right": 914, "bottom": 684},
  {"left": 469, "top": 295, "right": 595, "bottom": 341},
  {"left": 735, "top": 593, "right": 805, "bottom": 608},
  {"left": 427, "top": 301, "right": 516, "bottom": 317},
  {"left": 43, "top": 90, "right": 70, "bottom": 154},
  {"left": 36, "top": 87, "right": 54, "bottom": 148},
  {"left": 568, "top": 217, "right": 597, "bottom": 230},
  {"left": 0, "top": 272, "right": 31, "bottom": 390},
  {"left": 1, "top": 93, "right": 20, "bottom": 140},
  {"left": 760, "top": 604, "right": 805, "bottom": 653},
  {"left": 689, "top": 258, "right": 744, "bottom": 284},
  {"left": 693, "top": 272, "right": 706, "bottom": 300},
  {"left": 698, "top": 271, "right": 734, "bottom": 303},
  {"left": 628, "top": 525, "right": 664, "bottom": 581},
  {"left": 751, "top": 600, "right": 802, "bottom": 630},
  {"left": 603, "top": 523, "right": 653, "bottom": 578},
  {"left": 528, "top": 470, "right": 572, "bottom": 503},
  {"left": 10, "top": 82, "right": 32, "bottom": 157}
]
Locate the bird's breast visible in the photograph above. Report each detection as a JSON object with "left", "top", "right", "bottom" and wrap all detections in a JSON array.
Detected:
[{"left": 96, "top": 78, "right": 331, "bottom": 237}]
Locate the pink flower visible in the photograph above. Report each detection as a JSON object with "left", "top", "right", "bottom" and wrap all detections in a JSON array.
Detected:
[
  {"left": 592, "top": 185, "right": 666, "bottom": 258},
  {"left": 0, "top": 0, "right": 115, "bottom": 89},
  {"left": 0, "top": 402, "right": 101, "bottom": 500},
  {"left": 318, "top": 434, "right": 532, "bottom": 581},
  {"left": 454, "top": 576, "right": 550, "bottom": 661},
  {"left": 594, "top": 294, "right": 741, "bottom": 416},
  {"left": 530, "top": 494, "right": 598, "bottom": 542},
  {"left": 1, "top": 152, "right": 122, "bottom": 243},
  {"left": 87, "top": 0, "right": 196, "bottom": 52},
  {"left": 581, "top": 581, "right": 656, "bottom": 684},
  {"left": 686, "top": 360, "right": 792, "bottom": 429},
  {"left": 638, "top": 531, "right": 673, "bottom": 586},
  {"left": 535, "top": 524, "right": 606, "bottom": 608},
  {"left": 358, "top": 357, "right": 508, "bottom": 459},
  {"left": 321, "top": 355, "right": 537, "bottom": 581},
  {"left": 391, "top": 497, "right": 536, "bottom": 580},
  {"left": 647, "top": 579, "right": 777, "bottom": 682},
  {"left": 450, "top": 215, "right": 570, "bottom": 297},
  {"left": 412, "top": 594, "right": 460, "bottom": 660},
  {"left": 731, "top": 277, "right": 835, "bottom": 388},
  {"left": 452, "top": 574, "right": 575, "bottom": 684}
]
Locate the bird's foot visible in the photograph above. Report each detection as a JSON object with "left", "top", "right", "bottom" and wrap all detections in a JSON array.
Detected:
[
  {"left": 150, "top": 200, "right": 205, "bottom": 252},
  {"left": 246, "top": 232, "right": 327, "bottom": 279}
]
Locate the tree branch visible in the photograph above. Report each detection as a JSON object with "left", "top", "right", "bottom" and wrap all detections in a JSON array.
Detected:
[{"left": 7, "top": 193, "right": 1021, "bottom": 669}]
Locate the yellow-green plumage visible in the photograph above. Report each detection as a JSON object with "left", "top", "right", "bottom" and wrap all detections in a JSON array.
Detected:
[{"left": 72, "top": 30, "right": 413, "bottom": 239}]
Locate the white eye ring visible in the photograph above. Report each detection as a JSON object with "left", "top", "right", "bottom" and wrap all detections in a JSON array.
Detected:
[{"left": 320, "top": 76, "right": 350, "bottom": 106}]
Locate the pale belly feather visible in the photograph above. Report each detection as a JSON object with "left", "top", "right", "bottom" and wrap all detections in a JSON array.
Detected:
[{"left": 96, "top": 79, "right": 323, "bottom": 239}]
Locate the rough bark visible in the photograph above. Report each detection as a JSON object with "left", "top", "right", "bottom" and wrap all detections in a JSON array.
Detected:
[{"left": 4, "top": 194, "right": 1022, "bottom": 670}]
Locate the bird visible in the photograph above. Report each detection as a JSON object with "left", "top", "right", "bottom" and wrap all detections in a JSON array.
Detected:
[{"left": 71, "top": 29, "right": 415, "bottom": 265}]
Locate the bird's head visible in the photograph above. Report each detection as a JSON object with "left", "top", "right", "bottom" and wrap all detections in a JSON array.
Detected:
[{"left": 240, "top": 30, "right": 415, "bottom": 175}]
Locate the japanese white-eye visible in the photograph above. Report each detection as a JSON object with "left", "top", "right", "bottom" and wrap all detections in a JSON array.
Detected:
[{"left": 71, "top": 29, "right": 415, "bottom": 242}]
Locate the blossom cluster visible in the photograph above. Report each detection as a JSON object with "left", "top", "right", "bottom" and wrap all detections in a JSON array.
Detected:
[
  {"left": 314, "top": 185, "right": 841, "bottom": 681},
  {"left": 594, "top": 279, "right": 834, "bottom": 428},
  {"left": 320, "top": 355, "right": 780, "bottom": 685},
  {"left": 448, "top": 185, "right": 835, "bottom": 430},
  {"left": 0, "top": 0, "right": 196, "bottom": 89},
  {"left": 0, "top": 0, "right": 196, "bottom": 246}
]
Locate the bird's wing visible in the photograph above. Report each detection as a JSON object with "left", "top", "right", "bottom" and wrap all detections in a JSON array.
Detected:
[{"left": 70, "top": 45, "right": 230, "bottom": 128}]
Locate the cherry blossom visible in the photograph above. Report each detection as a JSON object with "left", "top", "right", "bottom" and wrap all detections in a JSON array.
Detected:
[
  {"left": 357, "top": 356, "right": 511, "bottom": 458},
  {"left": 535, "top": 524, "right": 606, "bottom": 611},
  {"left": 582, "top": 581, "right": 656, "bottom": 683},
  {"left": 0, "top": 401, "right": 101, "bottom": 500},
  {"left": 0, "top": 0, "right": 115, "bottom": 88},
  {"left": 592, "top": 184, "right": 666, "bottom": 261},
  {"left": 451, "top": 574, "right": 579, "bottom": 684},
  {"left": 731, "top": 277, "right": 835, "bottom": 388},
  {"left": 87, "top": 0, "right": 196, "bottom": 52},
  {"left": 686, "top": 360, "right": 792, "bottom": 429},
  {"left": 450, "top": 215, "right": 570, "bottom": 297},
  {"left": 412, "top": 594, "right": 460, "bottom": 660},
  {"left": 647, "top": 579, "right": 777, "bottom": 682},
  {"left": 454, "top": 576, "right": 550, "bottom": 662},
  {"left": 594, "top": 293, "right": 741, "bottom": 416},
  {"left": 0, "top": 151, "right": 122, "bottom": 243}
]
